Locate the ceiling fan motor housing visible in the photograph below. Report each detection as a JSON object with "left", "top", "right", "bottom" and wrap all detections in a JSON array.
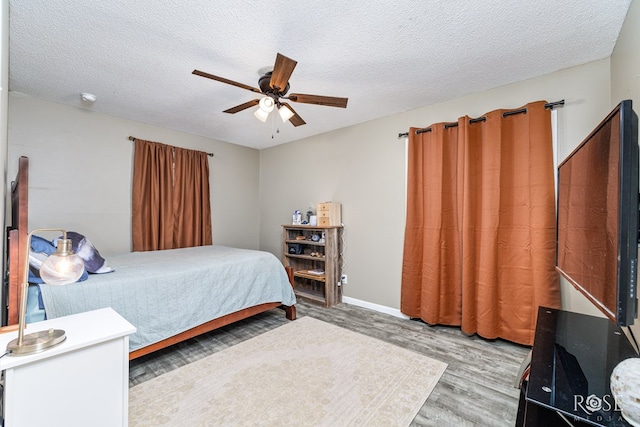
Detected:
[{"left": 258, "top": 72, "right": 289, "bottom": 96}]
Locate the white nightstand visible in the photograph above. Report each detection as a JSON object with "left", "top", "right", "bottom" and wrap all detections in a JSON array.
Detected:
[{"left": 0, "top": 307, "right": 136, "bottom": 427}]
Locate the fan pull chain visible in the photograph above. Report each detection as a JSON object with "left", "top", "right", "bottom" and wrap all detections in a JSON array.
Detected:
[{"left": 271, "top": 107, "right": 280, "bottom": 139}]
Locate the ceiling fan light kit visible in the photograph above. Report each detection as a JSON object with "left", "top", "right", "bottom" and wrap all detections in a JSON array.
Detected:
[
  {"left": 258, "top": 96, "right": 275, "bottom": 112},
  {"left": 193, "top": 53, "right": 348, "bottom": 127},
  {"left": 278, "top": 104, "right": 295, "bottom": 122},
  {"left": 254, "top": 107, "right": 270, "bottom": 123}
]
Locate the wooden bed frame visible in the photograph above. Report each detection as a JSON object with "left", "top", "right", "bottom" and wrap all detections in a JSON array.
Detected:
[{"left": 4, "top": 156, "right": 296, "bottom": 359}]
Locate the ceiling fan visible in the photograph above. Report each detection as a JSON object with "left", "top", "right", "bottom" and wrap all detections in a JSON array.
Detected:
[{"left": 192, "top": 53, "right": 348, "bottom": 127}]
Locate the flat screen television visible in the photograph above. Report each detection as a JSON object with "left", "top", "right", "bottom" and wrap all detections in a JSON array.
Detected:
[{"left": 556, "top": 99, "right": 639, "bottom": 326}]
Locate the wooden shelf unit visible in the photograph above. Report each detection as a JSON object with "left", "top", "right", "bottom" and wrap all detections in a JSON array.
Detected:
[{"left": 282, "top": 224, "right": 343, "bottom": 307}]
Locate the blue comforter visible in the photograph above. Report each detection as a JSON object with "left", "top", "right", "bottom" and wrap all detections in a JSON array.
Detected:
[{"left": 39, "top": 245, "right": 296, "bottom": 351}]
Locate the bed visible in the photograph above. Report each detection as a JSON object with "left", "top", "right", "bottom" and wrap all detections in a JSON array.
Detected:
[{"left": 4, "top": 156, "right": 296, "bottom": 359}]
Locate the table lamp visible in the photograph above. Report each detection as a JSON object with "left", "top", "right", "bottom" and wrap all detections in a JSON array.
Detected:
[{"left": 6, "top": 229, "right": 85, "bottom": 356}]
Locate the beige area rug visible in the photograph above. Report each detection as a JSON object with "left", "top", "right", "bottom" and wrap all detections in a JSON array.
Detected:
[{"left": 129, "top": 316, "right": 447, "bottom": 427}]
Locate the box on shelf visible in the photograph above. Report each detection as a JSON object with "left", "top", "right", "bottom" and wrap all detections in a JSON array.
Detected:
[{"left": 316, "top": 202, "right": 341, "bottom": 226}]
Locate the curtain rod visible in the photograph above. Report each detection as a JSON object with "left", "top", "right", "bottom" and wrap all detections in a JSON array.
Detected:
[
  {"left": 128, "top": 136, "right": 214, "bottom": 157},
  {"left": 397, "top": 99, "right": 565, "bottom": 138}
]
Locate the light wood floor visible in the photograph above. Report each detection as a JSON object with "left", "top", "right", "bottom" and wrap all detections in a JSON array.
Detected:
[{"left": 129, "top": 301, "right": 530, "bottom": 426}]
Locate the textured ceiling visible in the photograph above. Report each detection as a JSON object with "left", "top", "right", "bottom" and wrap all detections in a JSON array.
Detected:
[{"left": 9, "top": 1, "right": 632, "bottom": 149}]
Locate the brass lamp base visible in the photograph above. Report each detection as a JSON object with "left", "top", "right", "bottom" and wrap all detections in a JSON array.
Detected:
[{"left": 6, "top": 328, "right": 66, "bottom": 356}]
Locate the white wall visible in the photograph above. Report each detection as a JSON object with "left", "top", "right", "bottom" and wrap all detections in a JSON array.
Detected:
[
  {"left": 7, "top": 94, "right": 261, "bottom": 255},
  {"left": 612, "top": 0, "right": 640, "bottom": 105},
  {"left": 260, "top": 59, "right": 614, "bottom": 313}
]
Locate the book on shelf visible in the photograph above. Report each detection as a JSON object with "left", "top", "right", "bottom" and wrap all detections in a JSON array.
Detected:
[{"left": 307, "top": 269, "right": 325, "bottom": 275}]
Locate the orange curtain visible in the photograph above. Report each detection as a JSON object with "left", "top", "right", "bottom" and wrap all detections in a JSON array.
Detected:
[
  {"left": 401, "top": 122, "right": 463, "bottom": 326},
  {"left": 401, "top": 101, "right": 561, "bottom": 346},
  {"left": 132, "top": 139, "right": 212, "bottom": 251}
]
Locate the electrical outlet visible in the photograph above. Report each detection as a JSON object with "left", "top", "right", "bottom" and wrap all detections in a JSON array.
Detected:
[{"left": 341, "top": 274, "right": 348, "bottom": 284}]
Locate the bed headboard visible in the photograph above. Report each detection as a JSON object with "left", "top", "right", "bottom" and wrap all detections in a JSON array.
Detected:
[{"left": 6, "top": 156, "right": 29, "bottom": 325}]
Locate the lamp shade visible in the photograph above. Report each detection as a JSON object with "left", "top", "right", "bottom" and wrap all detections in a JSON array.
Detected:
[
  {"left": 279, "top": 105, "right": 295, "bottom": 122},
  {"left": 40, "top": 239, "right": 84, "bottom": 285},
  {"left": 258, "top": 96, "right": 275, "bottom": 112},
  {"left": 254, "top": 107, "right": 270, "bottom": 122}
]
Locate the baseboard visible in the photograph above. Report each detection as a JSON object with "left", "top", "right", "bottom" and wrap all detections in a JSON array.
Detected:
[{"left": 342, "top": 296, "right": 410, "bottom": 319}]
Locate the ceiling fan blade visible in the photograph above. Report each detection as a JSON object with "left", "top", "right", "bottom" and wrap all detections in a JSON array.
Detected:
[
  {"left": 281, "top": 102, "right": 306, "bottom": 127},
  {"left": 270, "top": 53, "right": 297, "bottom": 92},
  {"left": 192, "top": 69, "right": 262, "bottom": 94},
  {"left": 223, "top": 99, "right": 260, "bottom": 114},
  {"left": 288, "top": 93, "right": 348, "bottom": 108}
]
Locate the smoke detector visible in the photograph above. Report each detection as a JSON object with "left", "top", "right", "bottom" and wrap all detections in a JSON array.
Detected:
[{"left": 80, "top": 93, "right": 96, "bottom": 103}]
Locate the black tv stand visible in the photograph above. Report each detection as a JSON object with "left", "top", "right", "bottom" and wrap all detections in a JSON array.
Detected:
[{"left": 516, "top": 307, "right": 638, "bottom": 426}]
